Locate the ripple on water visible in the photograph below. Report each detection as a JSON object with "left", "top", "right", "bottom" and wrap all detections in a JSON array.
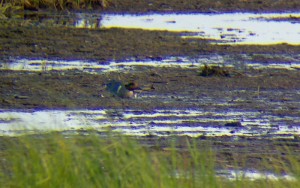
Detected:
[
  {"left": 0, "top": 109, "right": 299, "bottom": 138},
  {"left": 1, "top": 53, "right": 300, "bottom": 73}
]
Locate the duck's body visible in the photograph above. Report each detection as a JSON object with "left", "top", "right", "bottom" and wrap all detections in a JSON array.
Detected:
[{"left": 106, "top": 80, "right": 134, "bottom": 98}]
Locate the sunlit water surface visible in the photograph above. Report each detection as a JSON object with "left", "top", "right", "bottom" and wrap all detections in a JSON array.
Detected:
[
  {"left": 0, "top": 108, "right": 299, "bottom": 138},
  {"left": 98, "top": 12, "right": 300, "bottom": 45},
  {"left": 1, "top": 54, "right": 300, "bottom": 72}
]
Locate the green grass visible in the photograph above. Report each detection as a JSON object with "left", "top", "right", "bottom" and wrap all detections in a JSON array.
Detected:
[
  {"left": 22, "top": 0, "right": 112, "bottom": 10},
  {"left": 2, "top": 0, "right": 112, "bottom": 9},
  {"left": 0, "top": 132, "right": 299, "bottom": 187},
  {"left": 0, "top": 0, "right": 111, "bottom": 18}
]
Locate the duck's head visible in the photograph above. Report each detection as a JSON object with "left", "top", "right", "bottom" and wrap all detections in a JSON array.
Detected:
[{"left": 125, "top": 81, "right": 140, "bottom": 91}]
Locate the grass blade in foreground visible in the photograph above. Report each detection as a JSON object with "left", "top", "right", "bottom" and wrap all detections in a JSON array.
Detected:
[{"left": 0, "top": 132, "right": 299, "bottom": 187}]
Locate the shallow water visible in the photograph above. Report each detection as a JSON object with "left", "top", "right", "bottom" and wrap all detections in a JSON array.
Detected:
[
  {"left": 0, "top": 108, "right": 299, "bottom": 137},
  {"left": 22, "top": 12, "right": 300, "bottom": 45},
  {"left": 215, "top": 169, "right": 296, "bottom": 181},
  {"left": 175, "top": 169, "right": 296, "bottom": 181},
  {"left": 1, "top": 54, "right": 300, "bottom": 72},
  {"left": 99, "top": 12, "right": 300, "bottom": 45},
  {"left": 1, "top": 56, "right": 300, "bottom": 138}
]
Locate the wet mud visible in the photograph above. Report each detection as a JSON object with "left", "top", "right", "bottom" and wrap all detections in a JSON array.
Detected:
[
  {"left": 1, "top": 0, "right": 300, "bottom": 171},
  {"left": 103, "top": 0, "right": 300, "bottom": 13},
  {"left": 2, "top": 26, "right": 300, "bottom": 62},
  {"left": 1, "top": 67, "right": 300, "bottom": 111},
  {"left": 1, "top": 65, "right": 300, "bottom": 169}
]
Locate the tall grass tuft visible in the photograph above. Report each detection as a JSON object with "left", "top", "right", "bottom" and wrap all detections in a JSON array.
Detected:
[
  {"left": 0, "top": 132, "right": 300, "bottom": 187},
  {"left": 0, "top": 132, "right": 217, "bottom": 187}
]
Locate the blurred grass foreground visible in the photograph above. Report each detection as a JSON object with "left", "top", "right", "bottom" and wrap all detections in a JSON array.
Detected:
[{"left": 0, "top": 132, "right": 300, "bottom": 187}]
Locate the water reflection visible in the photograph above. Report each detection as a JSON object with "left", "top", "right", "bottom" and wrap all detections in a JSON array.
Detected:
[
  {"left": 21, "top": 12, "right": 102, "bottom": 28},
  {"left": 17, "top": 12, "right": 300, "bottom": 44}
]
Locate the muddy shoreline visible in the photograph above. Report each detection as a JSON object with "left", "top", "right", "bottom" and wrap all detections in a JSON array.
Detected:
[
  {"left": 2, "top": 26, "right": 300, "bottom": 62},
  {"left": 1, "top": 67, "right": 300, "bottom": 110}
]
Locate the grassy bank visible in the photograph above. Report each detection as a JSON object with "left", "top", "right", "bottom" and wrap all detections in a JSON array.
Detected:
[
  {"left": 0, "top": 0, "right": 110, "bottom": 19},
  {"left": 1, "top": 0, "right": 110, "bottom": 10},
  {"left": 0, "top": 132, "right": 299, "bottom": 187}
]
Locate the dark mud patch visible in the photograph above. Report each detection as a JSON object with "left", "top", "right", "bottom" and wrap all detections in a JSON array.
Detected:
[
  {"left": 104, "top": 0, "right": 300, "bottom": 13},
  {"left": 1, "top": 25, "right": 300, "bottom": 62},
  {"left": 0, "top": 26, "right": 206, "bottom": 61}
]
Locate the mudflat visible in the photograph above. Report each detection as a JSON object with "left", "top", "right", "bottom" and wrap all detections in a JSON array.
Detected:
[{"left": 1, "top": 0, "right": 300, "bottom": 170}]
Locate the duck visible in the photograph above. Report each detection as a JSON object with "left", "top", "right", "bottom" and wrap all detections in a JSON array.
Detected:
[{"left": 106, "top": 80, "right": 135, "bottom": 98}]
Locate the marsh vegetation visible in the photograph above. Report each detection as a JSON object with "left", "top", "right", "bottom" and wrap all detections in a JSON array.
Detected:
[{"left": 0, "top": 133, "right": 299, "bottom": 187}]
